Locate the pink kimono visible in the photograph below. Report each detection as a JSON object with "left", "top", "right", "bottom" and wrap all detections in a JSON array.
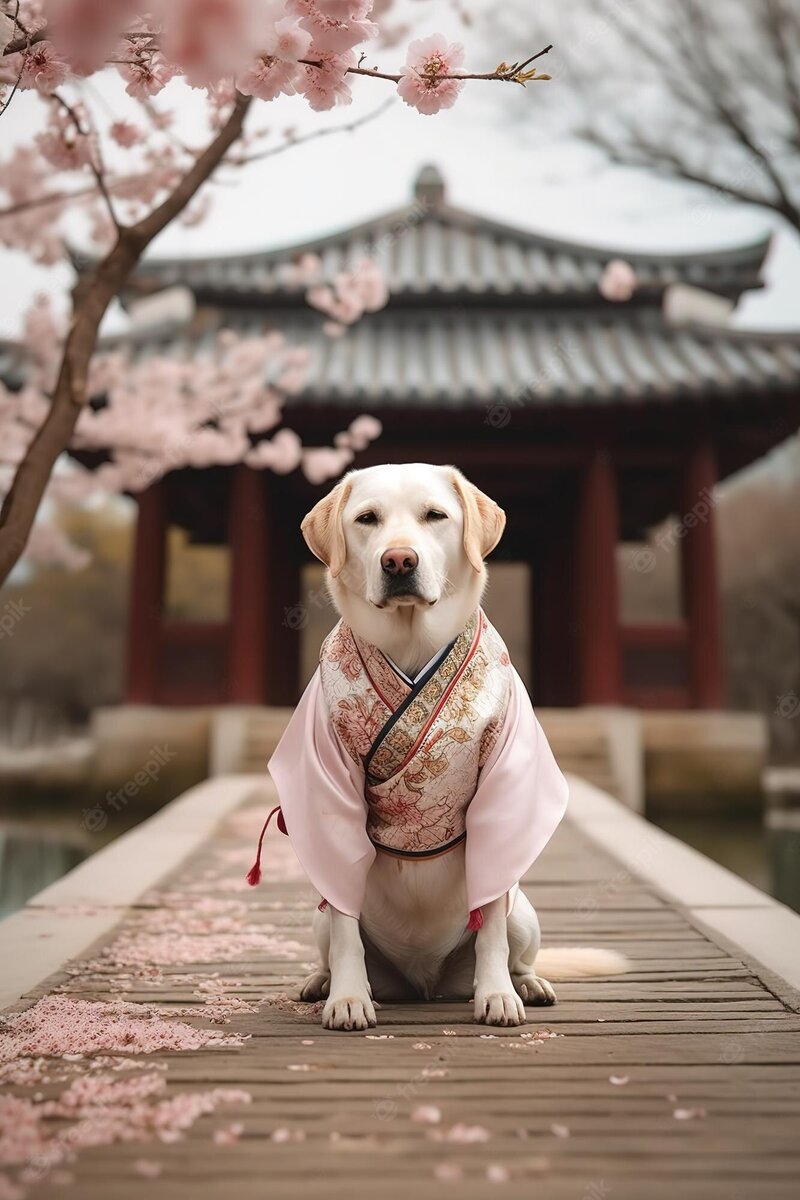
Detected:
[{"left": 251, "top": 610, "right": 568, "bottom": 925}]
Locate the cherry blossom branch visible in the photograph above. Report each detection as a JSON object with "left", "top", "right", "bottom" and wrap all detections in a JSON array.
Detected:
[
  {"left": 302, "top": 44, "right": 553, "bottom": 86},
  {"left": 52, "top": 91, "right": 121, "bottom": 230},
  {"left": 0, "top": 94, "right": 252, "bottom": 585},
  {"left": 0, "top": 3, "right": 27, "bottom": 117}
]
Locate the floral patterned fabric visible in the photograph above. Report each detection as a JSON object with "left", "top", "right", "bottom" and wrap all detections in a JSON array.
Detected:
[
  {"left": 267, "top": 611, "right": 568, "bottom": 919},
  {"left": 319, "top": 610, "right": 512, "bottom": 859}
]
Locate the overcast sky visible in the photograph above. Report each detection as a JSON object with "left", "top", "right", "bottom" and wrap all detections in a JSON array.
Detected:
[{"left": 1, "top": 0, "right": 798, "bottom": 338}]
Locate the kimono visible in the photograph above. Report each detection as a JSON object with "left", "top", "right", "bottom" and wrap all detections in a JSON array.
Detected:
[{"left": 251, "top": 610, "right": 568, "bottom": 925}]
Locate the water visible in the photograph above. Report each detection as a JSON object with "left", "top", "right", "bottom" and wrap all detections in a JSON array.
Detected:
[
  {"left": 653, "top": 812, "right": 800, "bottom": 914},
  {"left": 0, "top": 825, "right": 87, "bottom": 918}
]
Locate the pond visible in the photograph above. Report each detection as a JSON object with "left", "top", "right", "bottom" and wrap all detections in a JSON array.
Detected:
[
  {"left": 0, "top": 824, "right": 87, "bottom": 919},
  {"left": 0, "top": 792, "right": 152, "bottom": 919},
  {"left": 653, "top": 811, "right": 800, "bottom": 914}
]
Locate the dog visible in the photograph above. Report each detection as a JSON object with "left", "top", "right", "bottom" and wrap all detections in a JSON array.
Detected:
[{"left": 263, "top": 463, "right": 626, "bottom": 1030}]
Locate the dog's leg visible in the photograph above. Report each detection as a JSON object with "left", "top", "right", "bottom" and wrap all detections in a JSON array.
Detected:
[
  {"left": 300, "top": 906, "right": 332, "bottom": 1002},
  {"left": 473, "top": 895, "right": 525, "bottom": 1027},
  {"left": 507, "top": 890, "right": 557, "bottom": 1006},
  {"left": 321, "top": 906, "right": 377, "bottom": 1031}
]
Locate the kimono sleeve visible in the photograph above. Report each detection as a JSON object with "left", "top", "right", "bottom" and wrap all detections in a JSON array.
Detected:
[
  {"left": 268, "top": 669, "right": 375, "bottom": 919},
  {"left": 464, "top": 667, "right": 568, "bottom": 912}
]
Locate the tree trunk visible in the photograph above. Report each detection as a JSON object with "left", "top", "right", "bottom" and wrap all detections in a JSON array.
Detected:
[{"left": 0, "top": 93, "right": 252, "bottom": 587}]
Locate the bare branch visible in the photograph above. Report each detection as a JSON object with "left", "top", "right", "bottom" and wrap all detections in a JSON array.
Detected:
[
  {"left": 232, "top": 97, "right": 394, "bottom": 167},
  {"left": 560, "top": 0, "right": 800, "bottom": 234}
]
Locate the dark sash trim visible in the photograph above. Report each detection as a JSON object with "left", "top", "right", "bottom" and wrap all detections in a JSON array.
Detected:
[
  {"left": 371, "top": 831, "right": 467, "bottom": 859},
  {"left": 362, "top": 629, "right": 460, "bottom": 779},
  {"left": 364, "top": 611, "right": 483, "bottom": 785}
]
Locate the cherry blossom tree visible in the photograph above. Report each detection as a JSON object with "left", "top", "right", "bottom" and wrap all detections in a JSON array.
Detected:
[{"left": 0, "top": 1, "right": 551, "bottom": 583}]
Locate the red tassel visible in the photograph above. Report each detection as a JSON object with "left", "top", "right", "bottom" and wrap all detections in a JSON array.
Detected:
[
  {"left": 246, "top": 805, "right": 283, "bottom": 887},
  {"left": 467, "top": 907, "right": 484, "bottom": 931}
]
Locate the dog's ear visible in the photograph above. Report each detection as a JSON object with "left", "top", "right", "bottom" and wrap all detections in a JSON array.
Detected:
[
  {"left": 301, "top": 477, "right": 352, "bottom": 578},
  {"left": 450, "top": 469, "right": 506, "bottom": 572}
]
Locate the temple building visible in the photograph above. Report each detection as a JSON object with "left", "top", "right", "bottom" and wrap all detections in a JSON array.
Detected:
[{"left": 117, "top": 166, "right": 800, "bottom": 712}]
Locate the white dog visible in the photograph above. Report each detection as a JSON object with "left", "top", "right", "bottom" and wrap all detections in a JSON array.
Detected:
[{"left": 262, "top": 464, "right": 625, "bottom": 1030}]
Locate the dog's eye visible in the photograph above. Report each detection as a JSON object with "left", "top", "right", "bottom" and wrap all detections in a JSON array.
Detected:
[
  {"left": 355, "top": 511, "right": 378, "bottom": 526},
  {"left": 425, "top": 510, "right": 448, "bottom": 522}
]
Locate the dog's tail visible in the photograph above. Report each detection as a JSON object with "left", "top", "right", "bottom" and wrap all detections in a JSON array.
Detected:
[{"left": 534, "top": 947, "right": 629, "bottom": 980}]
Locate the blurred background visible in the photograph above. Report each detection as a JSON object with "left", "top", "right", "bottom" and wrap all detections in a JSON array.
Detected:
[{"left": 1, "top": 0, "right": 799, "bottom": 917}]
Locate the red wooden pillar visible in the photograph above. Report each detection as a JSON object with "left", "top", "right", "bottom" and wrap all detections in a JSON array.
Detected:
[
  {"left": 577, "top": 450, "right": 622, "bottom": 704},
  {"left": 681, "top": 441, "right": 724, "bottom": 708},
  {"left": 532, "top": 523, "right": 580, "bottom": 707},
  {"left": 263, "top": 528, "right": 300, "bottom": 705},
  {"left": 126, "top": 482, "right": 166, "bottom": 703},
  {"left": 227, "top": 465, "right": 269, "bottom": 703}
]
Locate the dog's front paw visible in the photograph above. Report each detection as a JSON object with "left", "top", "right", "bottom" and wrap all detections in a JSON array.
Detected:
[
  {"left": 300, "top": 970, "right": 331, "bottom": 1002},
  {"left": 322, "top": 994, "right": 377, "bottom": 1031},
  {"left": 513, "top": 973, "right": 557, "bottom": 1006},
  {"left": 474, "top": 989, "right": 525, "bottom": 1027}
]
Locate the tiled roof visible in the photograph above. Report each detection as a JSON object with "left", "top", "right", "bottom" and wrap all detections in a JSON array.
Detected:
[
  {"left": 114, "top": 308, "right": 800, "bottom": 408},
  {"left": 129, "top": 166, "right": 771, "bottom": 305}
]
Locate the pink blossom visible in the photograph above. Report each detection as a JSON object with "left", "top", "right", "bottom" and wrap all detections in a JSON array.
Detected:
[
  {"left": 117, "top": 50, "right": 175, "bottom": 99},
  {"left": 245, "top": 428, "right": 303, "bottom": 474},
  {"left": 347, "top": 413, "right": 382, "bottom": 449},
  {"left": 180, "top": 193, "right": 213, "bottom": 227},
  {"left": 397, "top": 34, "right": 465, "bottom": 115},
  {"left": 237, "top": 56, "right": 303, "bottom": 102},
  {"left": 20, "top": 523, "right": 91, "bottom": 571},
  {"left": 290, "top": 0, "right": 377, "bottom": 53},
  {"left": 443, "top": 1123, "right": 490, "bottom": 1143},
  {"left": 46, "top": 0, "right": 139, "bottom": 75},
  {"left": 306, "top": 257, "right": 388, "bottom": 323},
  {"left": 434, "top": 1163, "right": 463, "bottom": 1182},
  {"left": 266, "top": 14, "right": 314, "bottom": 60},
  {"left": 292, "top": 251, "right": 323, "bottom": 284},
  {"left": 109, "top": 120, "right": 142, "bottom": 148},
  {"left": 599, "top": 259, "right": 638, "bottom": 302},
  {"left": 412, "top": 1105, "right": 442, "bottom": 1125},
  {"left": 323, "top": 320, "right": 346, "bottom": 337},
  {"left": 299, "top": 46, "right": 355, "bottom": 109},
  {"left": 487, "top": 1164, "right": 510, "bottom": 1183},
  {"left": 213, "top": 1122, "right": 244, "bottom": 1145},
  {"left": 160, "top": 0, "right": 264, "bottom": 88},
  {"left": 18, "top": 40, "right": 69, "bottom": 93},
  {"left": 302, "top": 445, "right": 354, "bottom": 484},
  {"left": 133, "top": 1160, "right": 163, "bottom": 1179},
  {"left": 35, "top": 127, "right": 92, "bottom": 171}
]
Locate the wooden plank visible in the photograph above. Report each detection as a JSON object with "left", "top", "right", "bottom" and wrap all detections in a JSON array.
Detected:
[{"left": 5, "top": 803, "right": 800, "bottom": 1200}]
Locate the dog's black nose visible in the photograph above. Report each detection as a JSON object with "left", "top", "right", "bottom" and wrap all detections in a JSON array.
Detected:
[{"left": 381, "top": 547, "right": 418, "bottom": 577}]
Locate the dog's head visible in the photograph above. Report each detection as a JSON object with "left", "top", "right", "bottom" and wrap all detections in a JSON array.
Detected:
[{"left": 301, "top": 464, "right": 505, "bottom": 612}]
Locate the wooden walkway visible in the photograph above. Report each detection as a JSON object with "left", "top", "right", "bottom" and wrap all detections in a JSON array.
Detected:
[{"left": 3, "top": 781, "right": 800, "bottom": 1200}]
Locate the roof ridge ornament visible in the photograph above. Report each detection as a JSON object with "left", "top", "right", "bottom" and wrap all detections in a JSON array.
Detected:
[{"left": 414, "top": 164, "right": 446, "bottom": 209}]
